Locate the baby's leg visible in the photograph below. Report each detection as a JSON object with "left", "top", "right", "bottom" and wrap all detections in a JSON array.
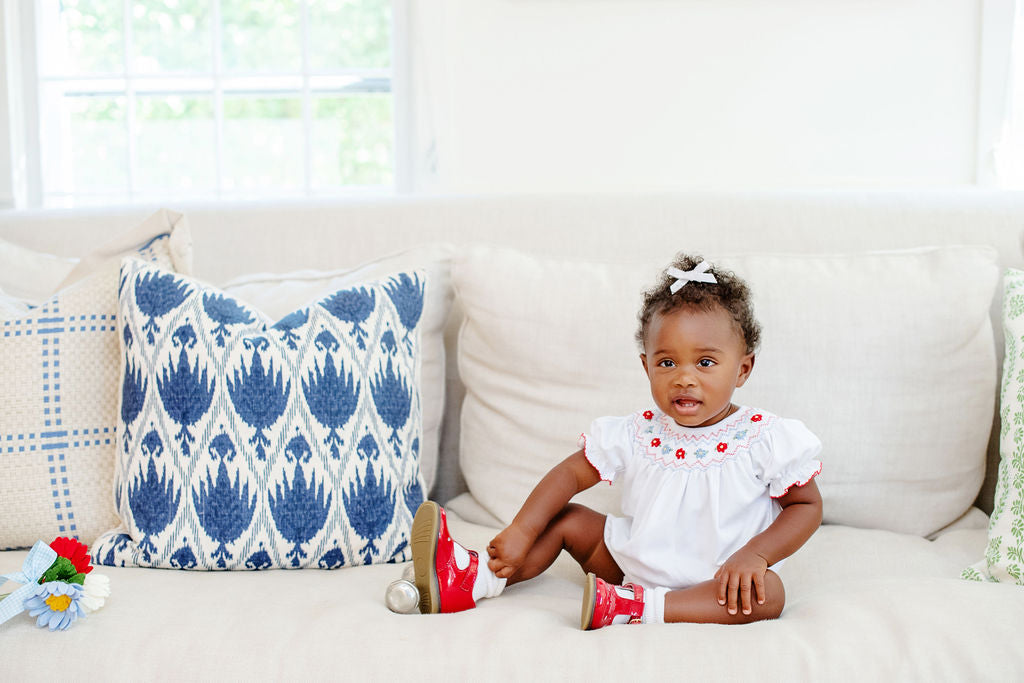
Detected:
[
  {"left": 501, "top": 503, "right": 623, "bottom": 586},
  {"left": 661, "top": 570, "right": 785, "bottom": 624}
]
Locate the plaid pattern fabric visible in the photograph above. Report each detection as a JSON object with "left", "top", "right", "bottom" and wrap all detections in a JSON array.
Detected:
[{"left": 0, "top": 232, "right": 188, "bottom": 549}]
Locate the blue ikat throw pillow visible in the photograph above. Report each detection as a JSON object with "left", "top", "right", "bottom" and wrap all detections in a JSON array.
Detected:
[{"left": 92, "top": 259, "right": 426, "bottom": 570}]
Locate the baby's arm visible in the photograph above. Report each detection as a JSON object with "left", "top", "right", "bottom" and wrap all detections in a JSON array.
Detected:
[
  {"left": 487, "top": 449, "right": 601, "bottom": 579},
  {"left": 714, "top": 479, "right": 823, "bottom": 616}
]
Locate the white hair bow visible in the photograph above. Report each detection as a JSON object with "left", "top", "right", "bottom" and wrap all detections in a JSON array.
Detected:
[{"left": 666, "top": 261, "right": 717, "bottom": 294}]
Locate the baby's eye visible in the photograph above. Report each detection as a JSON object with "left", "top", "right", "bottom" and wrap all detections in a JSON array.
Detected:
[
  {"left": 697, "top": 359, "right": 716, "bottom": 368},
  {"left": 657, "top": 359, "right": 676, "bottom": 368}
]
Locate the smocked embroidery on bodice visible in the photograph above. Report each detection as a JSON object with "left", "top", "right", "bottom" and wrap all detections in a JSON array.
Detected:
[{"left": 634, "top": 406, "right": 777, "bottom": 471}]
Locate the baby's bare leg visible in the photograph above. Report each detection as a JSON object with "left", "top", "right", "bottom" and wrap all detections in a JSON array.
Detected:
[
  {"left": 504, "top": 503, "right": 623, "bottom": 586},
  {"left": 662, "top": 570, "right": 785, "bottom": 624}
]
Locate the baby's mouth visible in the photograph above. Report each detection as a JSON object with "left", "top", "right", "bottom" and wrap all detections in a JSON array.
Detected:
[{"left": 673, "top": 397, "right": 701, "bottom": 411}]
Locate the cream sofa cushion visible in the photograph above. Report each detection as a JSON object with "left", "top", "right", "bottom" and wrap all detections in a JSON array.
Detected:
[
  {"left": 4, "top": 520, "right": 1023, "bottom": 680},
  {"left": 0, "top": 241, "right": 77, "bottom": 305},
  {"left": 454, "top": 246, "right": 998, "bottom": 537}
]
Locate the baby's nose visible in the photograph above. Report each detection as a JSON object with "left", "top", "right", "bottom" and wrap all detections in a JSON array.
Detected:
[{"left": 674, "top": 368, "right": 697, "bottom": 386}]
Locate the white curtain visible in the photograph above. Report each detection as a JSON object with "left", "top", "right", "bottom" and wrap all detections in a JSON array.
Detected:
[
  {"left": 994, "top": 1, "right": 1024, "bottom": 187},
  {"left": 406, "top": 1, "right": 450, "bottom": 193}
]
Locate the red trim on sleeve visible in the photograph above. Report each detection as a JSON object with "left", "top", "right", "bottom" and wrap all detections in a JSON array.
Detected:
[
  {"left": 578, "top": 432, "right": 613, "bottom": 485},
  {"left": 770, "top": 463, "right": 822, "bottom": 499}
]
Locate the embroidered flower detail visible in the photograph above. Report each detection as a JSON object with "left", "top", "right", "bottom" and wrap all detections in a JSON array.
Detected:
[
  {"left": 651, "top": 438, "right": 661, "bottom": 447},
  {"left": 717, "top": 442, "right": 728, "bottom": 453},
  {"left": 751, "top": 414, "right": 763, "bottom": 422},
  {"left": 643, "top": 411, "right": 654, "bottom": 420},
  {"left": 24, "top": 582, "right": 86, "bottom": 631},
  {"left": 675, "top": 449, "right": 686, "bottom": 460}
]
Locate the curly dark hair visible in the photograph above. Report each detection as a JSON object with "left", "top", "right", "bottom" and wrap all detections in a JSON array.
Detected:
[{"left": 635, "top": 254, "right": 761, "bottom": 354}]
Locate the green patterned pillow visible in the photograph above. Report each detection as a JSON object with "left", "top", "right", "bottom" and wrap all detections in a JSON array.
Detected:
[{"left": 964, "top": 268, "right": 1024, "bottom": 584}]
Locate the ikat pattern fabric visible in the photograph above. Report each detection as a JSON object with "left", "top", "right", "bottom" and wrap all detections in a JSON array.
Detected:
[
  {"left": 0, "top": 226, "right": 189, "bottom": 550},
  {"left": 964, "top": 268, "right": 1024, "bottom": 584},
  {"left": 93, "top": 259, "right": 426, "bottom": 570}
]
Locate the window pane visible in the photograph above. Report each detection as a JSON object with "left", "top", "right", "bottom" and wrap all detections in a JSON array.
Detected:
[
  {"left": 309, "top": 0, "right": 391, "bottom": 70},
  {"left": 31, "top": 1, "right": 396, "bottom": 206},
  {"left": 311, "top": 94, "right": 392, "bottom": 187},
  {"left": 40, "top": 92, "right": 128, "bottom": 200},
  {"left": 221, "top": 0, "right": 301, "bottom": 72},
  {"left": 136, "top": 96, "right": 217, "bottom": 194},
  {"left": 222, "top": 97, "right": 304, "bottom": 194},
  {"left": 37, "top": 0, "right": 125, "bottom": 76},
  {"left": 131, "top": 1, "right": 212, "bottom": 73}
]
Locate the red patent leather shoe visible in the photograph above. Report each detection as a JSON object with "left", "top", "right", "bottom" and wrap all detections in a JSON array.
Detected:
[
  {"left": 411, "top": 501, "right": 479, "bottom": 614},
  {"left": 581, "top": 572, "right": 645, "bottom": 630}
]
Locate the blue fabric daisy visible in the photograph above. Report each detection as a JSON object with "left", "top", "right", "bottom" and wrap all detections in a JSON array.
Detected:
[{"left": 24, "top": 581, "right": 86, "bottom": 631}]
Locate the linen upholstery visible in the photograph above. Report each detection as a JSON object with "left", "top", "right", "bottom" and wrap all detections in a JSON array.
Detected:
[
  {"left": 1, "top": 516, "right": 1021, "bottom": 681},
  {"left": 454, "top": 246, "right": 998, "bottom": 536},
  {"left": 0, "top": 193, "right": 1023, "bottom": 681}
]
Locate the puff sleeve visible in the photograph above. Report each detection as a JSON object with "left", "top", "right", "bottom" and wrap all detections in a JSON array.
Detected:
[
  {"left": 577, "top": 414, "right": 635, "bottom": 484},
  {"left": 749, "top": 418, "right": 823, "bottom": 498}
]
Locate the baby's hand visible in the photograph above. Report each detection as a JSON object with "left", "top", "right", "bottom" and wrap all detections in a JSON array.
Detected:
[
  {"left": 486, "top": 523, "right": 534, "bottom": 580},
  {"left": 714, "top": 548, "right": 769, "bottom": 616}
]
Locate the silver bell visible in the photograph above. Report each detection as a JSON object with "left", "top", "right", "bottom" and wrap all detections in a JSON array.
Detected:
[{"left": 385, "top": 578, "right": 421, "bottom": 614}]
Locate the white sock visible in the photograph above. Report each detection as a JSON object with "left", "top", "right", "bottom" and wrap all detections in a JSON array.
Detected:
[
  {"left": 645, "top": 586, "right": 669, "bottom": 624},
  {"left": 451, "top": 543, "right": 506, "bottom": 602}
]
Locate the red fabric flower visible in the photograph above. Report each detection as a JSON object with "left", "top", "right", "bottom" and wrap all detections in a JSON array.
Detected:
[
  {"left": 643, "top": 411, "right": 654, "bottom": 420},
  {"left": 49, "top": 537, "right": 93, "bottom": 575},
  {"left": 675, "top": 449, "right": 686, "bottom": 460},
  {"left": 651, "top": 438, "right": 661, "bottom": 447},
  {"left": 751, "top": 414, "right": 763, "bottom": 422},
  {"left": 717, "top": 442, "right": 728, "bottom": 453}
]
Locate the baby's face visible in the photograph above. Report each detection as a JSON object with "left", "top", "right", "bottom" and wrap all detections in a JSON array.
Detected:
[{"left": 640, "top": 305, "right": 754, "bottom": 428}]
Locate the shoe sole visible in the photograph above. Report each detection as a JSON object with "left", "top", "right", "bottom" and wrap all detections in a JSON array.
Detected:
[
  {"left": 411, "top": 501, "right": 441, "bottom": 614},
  {"left": 580, "top": 572, "right": 597, "bottom": 630}
]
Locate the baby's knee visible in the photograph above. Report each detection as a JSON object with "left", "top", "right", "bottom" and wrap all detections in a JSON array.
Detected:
[
  {"left": 553, "top": 502, "right": 602, "bottom": 529},
  {"left": 760, "top": 570, "right": 786, "bottom": 619}
]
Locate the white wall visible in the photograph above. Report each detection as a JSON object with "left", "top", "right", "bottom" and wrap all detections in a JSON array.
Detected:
[{"left": 411, "top": 0, "right": 984, "bottom": 193}]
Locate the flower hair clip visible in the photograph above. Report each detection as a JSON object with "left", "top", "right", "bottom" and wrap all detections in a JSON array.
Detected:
[
  {"left": 666, "top": 261, "right": 717, "bottom": 294},
  {"left": 0, "top": 537, "right": 110, "bottom": 631}
]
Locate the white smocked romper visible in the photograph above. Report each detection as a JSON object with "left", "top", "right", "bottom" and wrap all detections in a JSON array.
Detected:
[{"left": 579, "top": 406, "right": 822, "bottom": 591}]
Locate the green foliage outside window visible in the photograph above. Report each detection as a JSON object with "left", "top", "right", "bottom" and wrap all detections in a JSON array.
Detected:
[{"left": 42, "top": 0, "right": 393, "bottom": 200}]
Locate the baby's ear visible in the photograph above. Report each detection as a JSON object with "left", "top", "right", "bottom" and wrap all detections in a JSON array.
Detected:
[
  {"left": 735, "top": 353, "right": 755, "bottom": 387},
  {"left": 640, "top": 353, "right": 649, "bottom": 374}
]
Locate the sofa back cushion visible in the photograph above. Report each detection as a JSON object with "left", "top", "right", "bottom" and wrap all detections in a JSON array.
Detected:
[{"left": 454, "top": 245, "right": 999, "bottom": 537}]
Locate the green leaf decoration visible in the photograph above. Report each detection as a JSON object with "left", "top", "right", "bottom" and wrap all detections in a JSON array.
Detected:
[{"left": 38, "top": 556, "right": 86, "bottom": 586}]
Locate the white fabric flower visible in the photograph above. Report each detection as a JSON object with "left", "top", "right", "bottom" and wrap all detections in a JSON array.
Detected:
[{"left": 80, "top": 573, "right": 111, "bottom": 612}]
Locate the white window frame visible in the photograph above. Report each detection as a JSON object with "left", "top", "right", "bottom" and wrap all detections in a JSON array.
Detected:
[{"left": 0, "top": 0, "right": 411, "bottom": 209}]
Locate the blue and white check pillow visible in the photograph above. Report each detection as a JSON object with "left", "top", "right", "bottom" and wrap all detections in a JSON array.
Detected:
[
  {"left": 93, "top": 259, "right": 426, "bottom": 570},
  {"left": 0, "top": 214, "right": 191, "bottom": 550}
]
